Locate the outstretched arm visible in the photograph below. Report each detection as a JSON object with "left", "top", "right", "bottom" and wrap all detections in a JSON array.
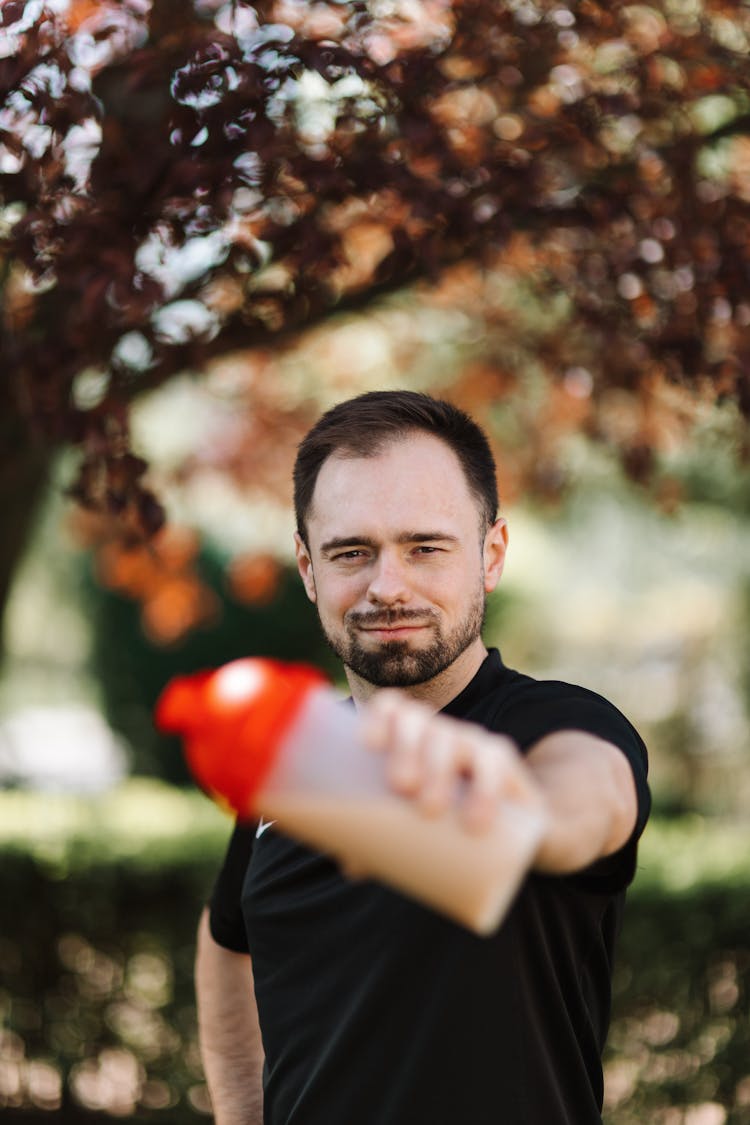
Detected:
[
  {"left": 361, "top": 692, "right": 639, "bottom": 876},
  {"left": 195, "top": 908, "right": 265, "bottom": 1125},
  {"left": 524, "top": 728, "right": 637, "bottom": 873}
]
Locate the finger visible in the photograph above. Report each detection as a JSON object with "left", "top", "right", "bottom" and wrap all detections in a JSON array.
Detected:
[
  {"left": 461, "top": 734, "right": 531, "bottom": 834},
  {"left": 415, "top": 723, "right": 460, "bottom": 817},
  {"left": 360, "top": 690, "right": 403, "bottom": 754},
  {"left": 460, "top": 735, "right": 507, "bottom": 833},
  {"left": 383, "top": 702, "right": 433, "bottom": 795}
]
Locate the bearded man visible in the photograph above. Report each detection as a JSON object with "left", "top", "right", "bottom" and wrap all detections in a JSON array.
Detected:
[{"left": 195, "top": 390, "right": 650, "bottom": 1125}]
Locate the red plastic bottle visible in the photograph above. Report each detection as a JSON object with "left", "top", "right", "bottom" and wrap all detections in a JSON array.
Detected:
[{"left": 156, "top": 658, "right": 546, "bottom": 935}]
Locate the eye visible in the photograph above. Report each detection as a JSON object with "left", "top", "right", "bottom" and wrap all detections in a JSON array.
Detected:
[{"left": 333, "top": 549, "right": 368, "bottom": 561}]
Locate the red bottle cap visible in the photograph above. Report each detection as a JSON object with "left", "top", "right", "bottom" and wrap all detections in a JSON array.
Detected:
[{"left": 155, "top": 658, "right": 329, "bottom": 816}]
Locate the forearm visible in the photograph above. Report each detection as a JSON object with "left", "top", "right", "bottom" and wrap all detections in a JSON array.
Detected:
[
  {"left": 195, "top": 908, "right": 265, "bottom": 1125},
  {"left": 527, "top": 731, "right": 638, "bottom": 875},
  {"left": 361, "top": 693, "right": 639, "bottom": 878}
]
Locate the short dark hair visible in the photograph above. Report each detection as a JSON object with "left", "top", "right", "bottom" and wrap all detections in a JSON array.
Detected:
[{"left": 293, "top": 390, "right": 499, "bottom": 545}]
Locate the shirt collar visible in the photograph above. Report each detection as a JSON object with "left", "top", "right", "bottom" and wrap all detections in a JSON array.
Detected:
[{"left": 440, "top": 648, "right": 507, "bottom": 719}]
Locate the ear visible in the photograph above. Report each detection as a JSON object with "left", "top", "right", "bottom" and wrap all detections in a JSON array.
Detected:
[
  {"left": 294, "top": 532, "right": 317, "bottom": 603},
  {"left": 483, "top": 518, "right": 508, "bottom": 594}
]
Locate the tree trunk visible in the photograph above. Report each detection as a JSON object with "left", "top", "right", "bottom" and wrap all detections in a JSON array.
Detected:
[{"left": 0, "top": 420, "right": 52, "bottom": 663}]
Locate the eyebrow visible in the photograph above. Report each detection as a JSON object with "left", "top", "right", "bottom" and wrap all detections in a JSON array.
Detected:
[{"left": 319, "top": 532, "right": 459, "bottom": 555}]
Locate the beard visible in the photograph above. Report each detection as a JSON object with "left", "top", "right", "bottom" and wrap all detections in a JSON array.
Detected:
[{"left": 319, "top": 585, "right": 487, "bottom": 688}]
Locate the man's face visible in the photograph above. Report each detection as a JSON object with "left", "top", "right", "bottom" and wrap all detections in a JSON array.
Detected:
[{"left": 295, "top": 431, "right": 507, "bottom": 692}]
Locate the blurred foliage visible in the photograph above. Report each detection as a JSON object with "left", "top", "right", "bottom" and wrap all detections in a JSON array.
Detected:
[
  {"left": 607, "top": 886, "right": 750, "bottom": 1124},
  {"left": 81, "top": 550, "right": 341, "bottom": 781},
  {"left": 1, "top": 0, "right": 749, "bottom": 546},
  {"left": 2, "top": 0, "right": 750, "bottom": 668},
  {"left": 0, "top": 783, "right": 226, "bottom": 1122},
  {"left": 0, "top": 783, "right": 748, "bottom": 1122}
]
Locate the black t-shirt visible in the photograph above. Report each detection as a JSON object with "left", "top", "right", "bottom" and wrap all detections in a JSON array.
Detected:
[{"left": 209, "top": 649, "right": 650, "bottom": 1125}]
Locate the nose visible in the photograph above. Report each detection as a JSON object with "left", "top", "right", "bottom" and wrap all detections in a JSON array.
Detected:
[{"left": 366, "top": 550, "right": 410, "bottom": 606}]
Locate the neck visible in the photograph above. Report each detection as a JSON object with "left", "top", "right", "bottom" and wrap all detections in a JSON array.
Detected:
[{"left": 346, "top": 638, "right": 488, "bottom": 712}]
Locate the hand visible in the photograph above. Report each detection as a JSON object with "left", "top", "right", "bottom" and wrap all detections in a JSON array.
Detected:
[{"left": 360, "top": 691, "right": 544, "bottom": 834}]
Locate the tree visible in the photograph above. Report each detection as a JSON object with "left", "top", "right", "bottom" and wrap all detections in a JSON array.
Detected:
[{"left": 2, "top": 0, "right": 749, "bottom": 642}]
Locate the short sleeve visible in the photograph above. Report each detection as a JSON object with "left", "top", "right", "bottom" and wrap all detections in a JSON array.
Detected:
[
  {"left": 208, "top": 821, "right": 256, "bottom": 953},
  {"left": 500, "top": 687, "right": 651, "bottom": 892}
]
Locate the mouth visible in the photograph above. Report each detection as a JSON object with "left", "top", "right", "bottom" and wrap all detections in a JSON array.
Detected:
[{"left": 357, "top": 623, "right": 430, "bottom": 641}]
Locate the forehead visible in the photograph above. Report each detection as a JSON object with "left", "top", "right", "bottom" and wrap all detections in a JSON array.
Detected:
[{"left": 307, "top": 432, "right": 480, "bottom": 542}]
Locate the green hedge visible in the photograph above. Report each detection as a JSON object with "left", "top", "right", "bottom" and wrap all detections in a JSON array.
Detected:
[{"left": 0, "top": 784, "right": 748, "bottom": 1123}]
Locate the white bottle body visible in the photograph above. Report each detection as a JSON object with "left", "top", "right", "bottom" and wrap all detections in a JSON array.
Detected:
[{"left": 255, "top": 687, "right": 545, "bottom": 936}]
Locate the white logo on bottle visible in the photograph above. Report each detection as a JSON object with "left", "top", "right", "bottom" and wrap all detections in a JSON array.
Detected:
[{"left": 255, "top": 817, "right": 276, "bottom": 839}]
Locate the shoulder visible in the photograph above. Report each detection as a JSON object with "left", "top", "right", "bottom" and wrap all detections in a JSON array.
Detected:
[
  {"left": 487, "top": 668, "right": 651, "bottom": 889},
  {"left": 477, "top": 664, "right": 647, "bottom": 762}
]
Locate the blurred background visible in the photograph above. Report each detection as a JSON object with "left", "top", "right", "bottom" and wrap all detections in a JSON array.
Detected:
[{"left": 1, "top": 1, "right": 749, "bottom": 1123}]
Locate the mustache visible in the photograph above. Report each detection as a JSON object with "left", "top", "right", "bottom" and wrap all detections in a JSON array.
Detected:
[{"left": 347, "top": 609, "right": 437, "bottom": 628}]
